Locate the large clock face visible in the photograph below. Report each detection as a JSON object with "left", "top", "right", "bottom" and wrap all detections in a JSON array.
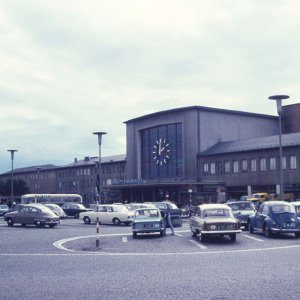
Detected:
[{"left": 152, "top": 138, "right": 171, "bottom": 165}]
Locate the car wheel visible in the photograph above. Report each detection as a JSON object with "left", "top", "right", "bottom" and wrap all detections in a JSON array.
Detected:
[
  {"left": 49, "top": 224, "right": 56, "bottom": 228},
  {"left": 7, "top": 218, "right": 14, "bottom": 227},
  {"left": 83, "top": 217, "right": 91, "bottom": 224},
  {"left": 264, "top": 225, "right": 273, "bottom": 238},
  {"left": 21, "top": 224, "right": 26, "bottom": 227},
  {"left": 230, "top": 234, "right": 236, "bottom": 242},
  {"left": 35, "top": 221, "right": 45, "bottom": 228},
  {"left": 133, "top": 232, "right": 137, "bottom": 239},
  {"left": 112, "top": 218, "right": 121, "bottom": 226},
  {"left": 124, "top": 222, "right": 131, "bottom": 226}
]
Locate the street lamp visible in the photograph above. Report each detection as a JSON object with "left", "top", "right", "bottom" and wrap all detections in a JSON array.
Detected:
[
  {"left": 93, "top": 131, "right": 107, "bottom": 248},
  {"left": 268, "top": 95, "right": 290, "bottom": 201},
  {"left": 7, "top": 149, "right": 18, "bottom": 206}
]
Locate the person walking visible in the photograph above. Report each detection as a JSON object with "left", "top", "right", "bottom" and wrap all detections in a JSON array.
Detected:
[{"left": 162, "top": 208, "right": 175, "bottom": 236}]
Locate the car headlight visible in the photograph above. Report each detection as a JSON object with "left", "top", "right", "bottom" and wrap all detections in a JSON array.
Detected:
[{"left": 210, "top": 225, "right": 216, "bottom": 230}]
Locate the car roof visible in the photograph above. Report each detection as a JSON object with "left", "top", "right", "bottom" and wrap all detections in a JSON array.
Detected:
[
  {"left": 263, "top": 201, "right": 293, "bottom": 206},
  {"left": 226, "top": 201, "right": 252, "bottom": 205},
  {"left": 198, "top": 203, "right": 232, "bottom": 210}
]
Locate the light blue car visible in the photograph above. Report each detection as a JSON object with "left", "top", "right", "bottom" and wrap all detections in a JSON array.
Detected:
[{"left": 132, "top": 208, "right": 164, "bottom": 238}]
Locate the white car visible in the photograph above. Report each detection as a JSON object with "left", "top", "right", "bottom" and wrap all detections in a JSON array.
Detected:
[
  {"left": 80, "top": 204, "right": 134, "bottom": 225},
  {"left": 44, "top": 203, "right": 67, "bottom": 219}
]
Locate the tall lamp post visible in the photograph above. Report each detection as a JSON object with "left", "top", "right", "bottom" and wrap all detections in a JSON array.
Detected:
[
  {"left": 93, "top": 131, "right": 107, "bottom": 248},
  {"left": 7, "top": 149, "right": 18, "bottom": 206},
  {"left": 268, "top": 95, "right": 289, "bottom": 201}
]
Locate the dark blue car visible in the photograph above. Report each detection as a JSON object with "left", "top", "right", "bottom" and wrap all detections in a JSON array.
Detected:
[{"left": 248, "top": 201, "right": 300, "bottom": 238}]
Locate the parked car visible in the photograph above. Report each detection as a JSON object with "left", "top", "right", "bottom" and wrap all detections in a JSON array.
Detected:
[
  {"left": 290, "top": 201, "right": 300, "bottom": 217},
  {"left": 132, "top": 208, "right": 164, "bottom": 238},
  {"left": 248, "top": 201, "right": 300, "bottom": 238},
  {"left": 61, "top": 203, "right": 91, "bottom": 218},
  {"left": 79, "top": 204, "right": 134, "bottom": 225},
  {"left": 44, "top": 203, "right": 67, "bottom": 219},
  {"left": 226, "top": 201, "right": 256, "bottom": 230},
  {"left": 4, "top": 203, "right": 59, "bottom": 228},
  {"left": 190, "top": 203, "right": 242, "bottom": 242},
  {"left": 126, "top": 203, "right": 156, "bottom": 211},
  {"left": 0, "top": 204, "right": 9, "bottom": 216},
  {"left": 147, "top": 201, "right": 182, "bottom": 227}
]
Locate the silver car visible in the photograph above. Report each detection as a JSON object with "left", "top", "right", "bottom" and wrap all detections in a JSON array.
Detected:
[{"left": 190, "top": 204, "right": 241, "bottom": 242}]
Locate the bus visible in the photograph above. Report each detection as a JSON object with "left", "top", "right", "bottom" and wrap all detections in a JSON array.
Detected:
[{"left": 21, "top": 194, "right": 83, "bottom": 206}]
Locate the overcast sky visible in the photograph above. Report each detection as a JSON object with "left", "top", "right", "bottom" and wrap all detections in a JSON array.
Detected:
[{"left": 0, "top": 0, "right": 299, "bottom": 173}]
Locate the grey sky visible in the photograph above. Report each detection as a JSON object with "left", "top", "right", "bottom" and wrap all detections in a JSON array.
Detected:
[{"left": 0, "top": 0, "right": 299, "bottom": 173}]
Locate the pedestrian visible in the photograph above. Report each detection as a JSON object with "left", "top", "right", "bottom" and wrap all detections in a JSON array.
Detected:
[{"left": 161, "top": 209, "right": 175, "bottom": 236}]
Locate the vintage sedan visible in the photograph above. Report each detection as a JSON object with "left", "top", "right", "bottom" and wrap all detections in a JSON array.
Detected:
[
  {"left": 80, "top": 204, "right": 134, "bottom": 225},
  {"left": 226, "top": 201, "right": 256, "bottom": 230},
  {"left": 190, "top": 204, "right": 241, "bottom": 242},
  {"left": 248, "top": 201, "right": 300, "bottom": 238},
  {"left": 61, "top": 203, "right": 91, "bottom": 218},
  {"left": 0, "top": 204, "right": 9, "bottom": 216},
  {"left": 132, "top": 208, "right": 164, "bottom": 238},
  {"left": 147, "top": 201, "right": 183, "bottom": 227},
  {"left": 4, "top": 203, "right": 59, "bottom": 228},
  {"left": 44, "top": 203, "right": 67, "bottom": 219}
]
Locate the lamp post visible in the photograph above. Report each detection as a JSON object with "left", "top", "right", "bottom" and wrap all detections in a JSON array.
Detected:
[
  {"left": 7, "top": 149, "right": 18, "bottom": 206},
  {"left": 93, "top": 131, "right": 107, "bottom": 248},
  {"left": 268, "top": 95, "right": 289, "bottom": 201}
]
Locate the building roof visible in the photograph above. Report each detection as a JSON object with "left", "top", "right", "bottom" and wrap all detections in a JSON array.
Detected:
[
  {"left": 63, "top": 154, "right": 126, "bottom": 168},
  {"left": 1, "top": 164, "right": 57, "bottom": 175},
  {"left": 1, "top": 155, "right": 126, "bottom": 175},
  {"left": 199, "top": 132, "right": 300, "bottom": 156},
  {"left": 124, "top": 105, "right": 277, "bottom": 123}
]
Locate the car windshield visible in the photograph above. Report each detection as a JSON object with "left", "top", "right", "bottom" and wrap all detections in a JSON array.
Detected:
[
  {"left": 271, "top": 204, "right": 295, "bottom": 214},
  {"left": 135, "top": 209, "right": 159, "bottom": 218},
  {"left": 228, "top": 202, "right": 254, "bottom": 211},
  {"left": 203, "top": 208, "right": 232, "bottom": 217}
]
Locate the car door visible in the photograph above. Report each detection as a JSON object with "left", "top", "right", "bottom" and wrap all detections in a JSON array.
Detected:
[
  {"left": 255, "top": 204, "right": 268, "bottom": 230},
  {"left": 104, "top": 205, "right": 114, "bottom": 224},
  {"left": 15, "top": 206, "right": 31, "bottom": 224}
]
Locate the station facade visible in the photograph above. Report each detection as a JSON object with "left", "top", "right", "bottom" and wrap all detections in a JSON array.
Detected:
[{"left": 1, "top": 104, "right": 300, "bottom": 206}]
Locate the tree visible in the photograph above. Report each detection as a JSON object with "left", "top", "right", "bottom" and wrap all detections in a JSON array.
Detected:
[{"left": 0, "top": 179, "right": 30, "bottom": 196}]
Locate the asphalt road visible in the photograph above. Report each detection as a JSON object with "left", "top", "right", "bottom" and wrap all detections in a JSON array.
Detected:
[{"left": 1, "top": 217, "right": 299, "bottom": 300}]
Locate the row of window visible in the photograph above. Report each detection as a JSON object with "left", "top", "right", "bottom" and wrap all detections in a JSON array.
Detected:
[
  {"left": 57, "top": 164, "right": 126, "bottom": 178},
  {"left": 203, "top": 155, "right": 297, "bottom": 175}
]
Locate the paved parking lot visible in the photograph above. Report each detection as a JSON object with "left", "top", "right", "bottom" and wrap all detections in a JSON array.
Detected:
[{"left": 1, "top": 217, "right": 300, "bottom": 300}]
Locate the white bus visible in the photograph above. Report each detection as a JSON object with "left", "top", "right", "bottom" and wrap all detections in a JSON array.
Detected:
[{"left": 21, "top": 194, "right": 83, "bottom": 205}]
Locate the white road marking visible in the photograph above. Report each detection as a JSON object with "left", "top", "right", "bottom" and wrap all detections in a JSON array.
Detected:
[
  {"left": 242, "top": 234, "right": 264, "bottom": 242},
  {"left": 122, "top": 236, "right": 128, "bottom": 243},
  {"left": 189, "top": 239, "right": 208, "bottom": 249}
]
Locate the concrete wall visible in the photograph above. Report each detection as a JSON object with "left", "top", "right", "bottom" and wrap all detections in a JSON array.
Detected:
[
  {"left": 283, "top": 103, "right": 300, "bottom": 134},
  {"left": 126, "top": 106, "right": 279, "bottom": 182}
]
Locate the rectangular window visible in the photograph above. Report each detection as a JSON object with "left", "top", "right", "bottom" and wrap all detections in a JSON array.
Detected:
[
  {"left": 282, "top": 156, "right": 286, "bottom": 170},
  {"left": 269, "top": 157, "right": 276, "bottom": 171},
  {"left": 260, "top": 158, "right": 266, "bottom": 171},
  {"left": 251, "top": 159, "right": 257, "bottom": 172},
  {"left": 290, "top": 155, "right": 297, "bottom": 169},
  {"left": 225, "top": 161, "right": 230, "bottom": 173},
  {"left": 242, "top": 160, "right": 248, "bottom": 173},
  {"left": 204, "top": 163, "right": 209, "bottom": 175},
  {"left": 233, "top": 161, "right": 239, "bottom": 173},
  {"left": 210, "top": 162, "right": 216, "bottom": 174}
]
